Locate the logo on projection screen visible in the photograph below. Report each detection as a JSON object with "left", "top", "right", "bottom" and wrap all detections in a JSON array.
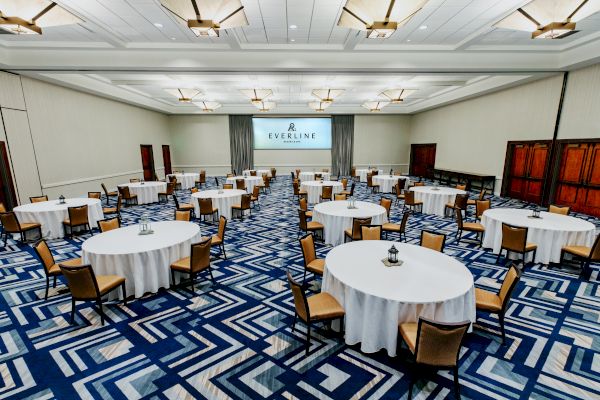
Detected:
[{"left": 253, "top": 118, "right": 332, "bottom": 150}]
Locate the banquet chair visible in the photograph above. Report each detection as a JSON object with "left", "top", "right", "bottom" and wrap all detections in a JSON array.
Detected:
[
  {"left": 468, "top": 188, "right": 487, "bottom": 207},
  {"left": 341, "top": 178, "right": 348, "bottom": 190},
  {"left": 340, "top": 182, "right": 355, "bottom": 197},
  {"left": 130, "top": 178, "right": 140, "bottom": 183},
  {"left": 236, "top": 178, "right": 246, "bottom": 191},
  {"left": 455, "top": 207, "right": 485, "bottom": 246},
  {"left": 170, "top": 237, "right": 214, "bottom": 294},
  {"left": 287, "top": 271, "right": 345, "bottom": 356},
  {"left": 60, "top": 263, "right": 126, "bottom": 325},
  {"left": 299, "top": 197, "right": 312, "bottom": 218},
  {"left": 158, "top": 182, "right": 175, "bottom": 204},
  {"left": 270, "top": 168, "right": 277, "bottom": 181},
  {"left": 198, "top": 198, "right": 219, "bottom": 222},
  {"left": 261, "top": 174, "right": 271, "bottom": 193},
  {"left": 361, "top": 225, "right": 382, "bottom": 240},
  {"left": 63, "top": 205, "right": 92, "bottom": 238},
  {"left": 251, "top": 186, "right": 261, "bottom": 209},
  {"left": 88, "top": 192, "right": 101, "bottom": 200},
  {"left": 445, "top": 193, "right": 468, "bottom": 218},
  {"left": 101, "top": 183, "right": 118, "bottom": 206},
  {"left": 394, "top": 183, "right": 406, "bottom": 205},
  {"left": 314, "top": 173, "right": 322, "bottom": 180},
  {"left": 293, "top": 181, "right": 308, "bottom": 201},
  {"left": 190, "top": 187, "right": 198, "bottom": 194},
  {"left": 30, "top": 195, "right": 48, "bottom": 203},
  {"left": 320, "top": 186, "right": 333, "bottom": 202},
  {"left": 0, "top": 212, "right": 42, "bottom": 246},
  {"left": 383, "top": 211, "right": 410, "bottom": 241},
  {"left": 232, "top": 194, "right": 252, "bottom": 220},
  {"left": 98, "top": 217, "right": 120, "bottom": 232},
  {"left": 298, "top": 210, "right": 324, "bottom": 240},
  {"left": 560, "top": 234, "right": 600, "bottom": 279},
  {"left": 172, "top": 195, "right": 195, "bottom": 218},
  {"left": 366, "top": 174, "right": 379, "bottom": 193},
  {"left": 175, "top": 210, "right": 192, "bottom": 221},
  {"left": 300, "top": 233, "right": 324, "bottom": 281},
  {"left": 380, "top": 197, "right": 392, "bottom": 218},
  {"left": 34, "top": 239, "right": 82, "bottom": 300},
  {"left": 344, "top": 217, "right": 372, "bottom": 242},
  {"left": 226, "top": 173, "right": 234, "bottom": 178},
  {"left": 334, "top": 193, "right": 347, "bottom": 201},
  {"left": 195, "top": 170, "right": 206, "bottom": 188},
  {"left": 420, "top": 230, "right": 446, "bottom": 253},
  {"left": 456, "top": 184, "right": 467, "bottom": 191},
  {"left": 496, "top": 223, "right": 537, "bottom": 267},
  {"left": 211, "top": 216, "right": 228, "bottom": 259},
  {"left": 475, "top": 264, "right": 521, "bottom": 344},
  {"left": 413, "top": 182, "right": 425, "bottom": 187},
  {"left": 103, "top": 195, "right": 122, "bottom": 220},
  {"left": 214, "top": 177, "right": 220, "bottom": 187},
  {"left": 350, "top": 166, "right": 357, "bottom": 181},
  {"left": 549, "top": 204, "right": 570, "bottom": 215},
  {"left": 250, "top": 170, "right": 257, "bottom": 176},
  {"left": 398, "top": 317, "right": 470, "bottom": 400},
  {"left": 223, "top": 184, "right": 234, "bottom": 189},
  {"left": 118, "top": 186, "right": 138, "bottom": 206},
  {"left": 403, "top": 191, "right": 423, "bottom": 213},
  {"left": 371, "top": 170, "right": 379, "bottom": 176},
  {"left": 475, "top": 199, "right": 491, "bottom": 220},
  {"left": 295, "top": 169, "right": 301, "bottom": 179},
  {"left": 322, "top": 168, "right": 329, "bottom": 173}
]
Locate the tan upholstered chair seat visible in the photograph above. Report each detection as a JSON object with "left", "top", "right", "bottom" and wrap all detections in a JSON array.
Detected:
[
  {"left": 562, "top": 245, "right": 590, "bottom": 258},
  {"left": 343, "top": 228, "right": 353, "bottom": 237},
  {"left": 232, "top": 204, "right": 244, "bottom": 209},
  {"left": 107, "top": 190, "right": 118, "bottom": 196},
  {"left": 49, "top": 257, "right": 82, "bottom": 275},
  {"left": 97, "top": 275, "right": 126, "bottom": 295},
  {"left": 211, "top": 235, "right": 222, "bottom": 245},
  {"left": 307, "top": 221, "right": 324, "bottom": 230},
  {"left": 398, "top": 322, "right": 417, "bottom": 352},
  {"left": 525, "top": 243, "right": 537, "bottom": 251},
  {"left": 103, "top": 207, "right": 117, "bottom": 214},
  {"left": 467, "top": 199, "right": 476, "bottom": 205},
  {"left": 20, "top": 222, "right": 42, "bottom": 231},
  {"left": 382, "top": 223, "right": 401, "bottom": 232},
  {"left": 307, "top": 293, "right": 344, "bottom": 320},
  {"left": 170, "top": 257, "right": 192, "bottom": 272},
  {"left": 307, "top": 258, "right": 325, "bottom": 275},
  {"left": 463, "top": 222, "right": 485, "bottom": 232},
  {"left": 475, "top": 288, "right": 502, "bottom": 312},
  {"left": 179, "top": 203, "right": 194, "bottom": 210},
  {"left": 305, "top": 210, "right": 313, "bottom": 218}
]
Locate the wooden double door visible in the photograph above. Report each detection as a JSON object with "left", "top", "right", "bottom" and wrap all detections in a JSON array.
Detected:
[
  {"left": 410, "top": 144, "right": 436, "bottom": 179},
  {"left": 503, "top": 141, "right": 551, "bottom": 204}
]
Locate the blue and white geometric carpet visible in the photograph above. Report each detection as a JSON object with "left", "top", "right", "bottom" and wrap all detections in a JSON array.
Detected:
[{"left": 0, "top": 176, "right": 598, "bottom": 399}]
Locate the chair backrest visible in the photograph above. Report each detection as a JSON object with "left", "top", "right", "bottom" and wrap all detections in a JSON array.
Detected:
[
  {"left": 88, "top": 192, "right": 101, "bottom": 199},
  {"left": 454, "top": 207, "right": 465, "bottom": 229},
  {"left": 236, "top": 178, "right": 246, "bottom": 190},
  {"left": 498, "top": 264, "right": 521, "bottom": 311},
  {"left": 199, "top": 198, "right": 214, "bottom": 214},
  {"left": 0, "top": 203, "right": 5, "bottom": 213},
  {"left": 249, "top": 170, "right": 256, "bottom": 176},
  {"left": 396, "top": 178, "right": 406, "bottom": 192},
  {"left": 30, "top": 195, "right": 48, "bottom": 203},
  {"left": 172, "top": 194, "right": 181, "bottom": 209},
  {"left": 67, "top": 205, "right": 89, "bottom": 226},
  {"left": 420, "top": 230, "right": 446, "bottom": 252},
  {"left": 168, "top": 175, "right": 176, "bottom": 183},
  {"left": 380, "top": 197, "right": 392, "bottom": 217},
  {"left": 190, "top": 238, "right": 211, "bottom": 273},
  {"left": 456, "top": 184, "right": 467, "bottom": 191},
  {"left": 351, "top": 217, "right": 372, "bottom": 240},
  {"left": 400, "top": 211, "right": 410, "bottom": 233},
  {"left": 252, "top": 185, "right": 260, "bottom": 198},
  {"left": 166, "top": 182, "right": 175, "bottom": 195},
  {"left": 361, "top": 225, "right": 382, "bottom": 240},
  {"left": 115, "top": 195, "right": 122, "bottom": 212},
  {"left": 300, "top": 233, "right": 317, "bottom": 267},
  {"left": 478, "top": 188, "right": 487, "bottom": 200},
  {"left": 405, "top": 190, "right": 416, "bottom": 205},
  {"left": 549, "top": 204, "right": 570, "bottom": 215},
  {"left": 175, "top": 210, "right": 191, "bottom": 221},
  {"left": 271, "top": 168, "right": 276, "bottom": 178},
  {"left": 240, "top": 193, "right": 251, "bottom": 209},
  {"left": 298, "top": 209, "right": 309, "bottom": 230},
  {"left": 501, "top": 223, "right": 528, "bottom": 252},
  {"left": 263, "top": 175, "right": 270, "bottom": 187},
  {"left": 295, "top": 169, "right": 301, "bottom": 178},
  {"left": 366, "top": 174, "right": 373, "bottom": 186},
  {"left": 34, "top": 240, "right": 55, "bottom": 274},
  {"left": 191, "top": 187, "right": 198, "bottom": 194},
  {"left": 341, "top": 178, "right": 348, "bottom": 189},
  {"left": 293, "top": 181, "right": 301, "bottom": 195},
  {"left": 351, "top": 166, "right": 356, "bottom": 177},
  {"left": 199, "top": 171, "right": 206, "bottom": 183},
  {"left": 476, "top": 199, "right": 491, "bottom": 218},
  {"left": 453, "top": 193, "right": 469, "bottom": 210},
  {"left": 59, "top": 264, "right": 99, "bottom": 300},
  {"left": 286, "top": 271, "right": 310, "bottom": 322},
  {"left": 223, "top": 184, "right": 233, "bottom": 189},
  {"left": 349, "top": 182, "right": 355, "bottom": 196},
  {"left": 299, "top": 197, "right": 308, "bottom": 212},
  {"left": 98, "top": 217, "right": 120, "bottom": 232},
  {"left": 130, "top": 178, "right": 140, "bottom": 183},
  {"left": 119, "top": 186, "right": 132, "bottom": 199},
  {"left": 101, "top": 183, "right": 110, "bottom": 197},
  {"left": 315, "top": 173, "right": 322, "bottom": 179},
  {"left": 0, "top": 212, "right": 20, "bottom": 233},
  {"left": 321, "top": 185, "right": 333, "bottom": 199},
  {"left": 414, "top": 317, "right": 470, "bottom": 367},
  {"left": 322, "top": 168, "right": 329, "bottom": 173},
  {"left": 217, "top": 216, "right": 227, "bottom": 240},
  {"left": 334, "top": 193, "right": 347, "bottom": 201},
  {"left": 371, "top": 170, "right": 379, "bottom": 176}
]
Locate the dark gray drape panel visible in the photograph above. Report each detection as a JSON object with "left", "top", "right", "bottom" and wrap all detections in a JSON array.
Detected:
[
  {"left": 229, "top": 115, "right": 254, "bottom": 174},
  {"left": 331, "top": 115, "right": 354, "bottom": 176}
]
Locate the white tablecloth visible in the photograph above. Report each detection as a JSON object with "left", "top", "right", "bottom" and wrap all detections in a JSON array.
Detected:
[
  {"left": 300, "top": 181, "right": 343, "bottom": 204},
  {"left": 410, "top": 186, "right": 466, "bottom": 216},
  {"left": 373, "top": 175, "right": 409, "bottom": 193},
  {"left": 167, "top": 173, "right": 199, "bottom": 190},
  {"left": 119, "top": 182, "right": 167, "bottom": 204},
  {"left": 14, "top": 198, "right": 104, "bottom": 239},
  {"left": 192, "top": 189, "right": 245, "bottom": 220},
  {"left": 226, "top": 176, "right": 262, "bottom": 193},
  {"left": 82, "top": 221, "right": 202, "bottom": 299},
  {"left": 481, "top": 208, "right": 596, "bottom": 264},
  {"left": 356, "top": 169, "right": 383, "bottom": 182},
  {"left": 298, "top": 172, "right": 331, "bottom": 181},
  {"left": 243, "top": 169, "right": 272, "bottom": 178},
  {"left": 312, "top": 201, "right": 388, "bottom": 246},
  {"left": 323, "top": 240, "right": 476, "bottom": 356}
]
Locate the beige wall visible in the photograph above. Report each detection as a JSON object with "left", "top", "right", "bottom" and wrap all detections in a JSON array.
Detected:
[{"left": 558, "top": 64, "right": 600, "bottom": 139}]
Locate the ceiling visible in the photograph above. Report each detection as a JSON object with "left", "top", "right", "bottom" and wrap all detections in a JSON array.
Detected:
[{"left": 2, "top": 0, "right": 600, "bottom": 114}]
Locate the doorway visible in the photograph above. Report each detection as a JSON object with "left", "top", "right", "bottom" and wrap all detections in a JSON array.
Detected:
[
  {"left": 162, "top": 145, "right": 172, "bottom": 176},
  {"left": 502, "top": 141, "right": 552, "bottom": 204},
  {"left": 140, "top": 144, "right": 156, "bottom": 181},
  {"left": 410, "top": 143, "right": 436, "bottom": 178},
  {"left": 0, "top": 141, "right": 17, "bottom": 210}
]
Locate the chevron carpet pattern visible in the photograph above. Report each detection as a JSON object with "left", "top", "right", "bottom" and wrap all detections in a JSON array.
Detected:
[{"left": 0, "top": 176, "right": 598, "bottom": 400}]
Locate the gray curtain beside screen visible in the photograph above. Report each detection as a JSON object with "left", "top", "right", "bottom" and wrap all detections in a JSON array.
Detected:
[
  {"left": 331, "top": 115, "right": 354, "bottom": 176},
  {"left": 229, "top": 115, "right": 254, "bottom": 174}
]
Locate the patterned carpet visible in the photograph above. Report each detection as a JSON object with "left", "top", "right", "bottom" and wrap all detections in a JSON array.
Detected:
[{"left": 0, "top": 176, "right": 599, "bottom": 400}]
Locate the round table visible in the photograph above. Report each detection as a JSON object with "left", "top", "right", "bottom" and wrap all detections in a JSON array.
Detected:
[
  {"left": 356, "top": 169, "right": 383, "bottom": 182},
  {"left": 243, "top": 169, "right": 271, "bottom": 178},
  {"left": 13, "top": 198, "right": 104, "bottom": 239},
  {"left": 226, "top": 176, "right": 262, "bottom": 193},
  {"left": 167, "top": 173, "right": 199, "bottom": 190},
  {"left": 323, "top": 240, "right": 476, "bottom": 356},
  {"left": 82, "top": 221, "right": 202, "bottom": 299},
  {"left": 481, "top": 208, "right": 596, "bottom": 264},
  {"left": 298, "top": 171, "right": 331, "bottom": 181},
  {"left": 192, "top": 189, "right": 245, "bottom": 220},
  {"left": 119, "top": 182, "right": 167, "bottom": 204},
  {"left": 312, "top": 200, "right": 388, "bottom": 246},
  {"left": 300, "top": 180, "right": 343, "bottom": 204},
  {"left": 373, "top": 175, "right": 409, "bottom": 193},
  {"left": 410, "top": 186, "right": 466, "bottom": 216}
]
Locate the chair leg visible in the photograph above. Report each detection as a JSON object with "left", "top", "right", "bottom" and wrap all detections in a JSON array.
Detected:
[
  {"left": 208, "top": 267, "right": 216, "bottom": 284},
  {"left": 53, "top": 275, "right": 57, "bottom": 288},
  {"left": 122, "top": 283, "right": 127, "bottom": 305},
  {"left": 171, "top": 269, "right": 176, "bottom": 287},
  {"left": 453, "top": 366, "right": 461, "bottom": 399},
  {"left": 97, "top": 298, "right": 105, "bottom": 325},
  {"left": 496, "top": 250, "right": 502, "bottom": 264},
  {"left": 45, "top": 276, "right": 50, "bottom": 300},
  {"left": 70, "top": 298, "right": 76, "bottom": 323},
  {"left": 305, "top": 323, "right": 311, "bottom": 355},
  {"left": 221, "top": 244, "right": 227, "bottom": 260},
  {"left": 291, "top": 313, "right": 297, "bottom": 332},
  {"left": 499, "top": 312, "right": 506, "bottom": 344}
]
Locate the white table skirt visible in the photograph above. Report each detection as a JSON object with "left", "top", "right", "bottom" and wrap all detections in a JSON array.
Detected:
[
  {"left": 410, "top": 186, "right": 466, "bottom": 216},
  {"left": 192, "top": 189, "right": 245, "bottom": 220},
  {"left": 119, "top": 182, "right": 167, "bottom": 204},
  {"left": 226, "top": 176, "right": 262, "bottom": 193},
  {"left": 373, "top": 175, "right": 409, "bottom": 193},
  {"left": 298, "top": 172, "right": 331, "bottom": 181},
  {"left": 82, "top": 221, "right": 202, "bottom": 299},
  {"left": 300, "top": 181, "right": 343, "bottom": 204},
  {"left": 481, "top": 208, "right": 596, "bottom": 264},
  {"left": 243, "top": 169, "right": 272, "bottom": 178},
  {"left": 167, "top": 173, "right": 199, "bottom": 190},
  {"left": 14, "top": 198, "right": 104, "bottom": 239},
  {"left": 311, "top": 201, "right": 388, "bottom": 246},
  {"left": 322, "top": 241, "right": 475, "bottom": 356},
  {"left": 356, "top": 169, "right": 383, "bottom": 182}
]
